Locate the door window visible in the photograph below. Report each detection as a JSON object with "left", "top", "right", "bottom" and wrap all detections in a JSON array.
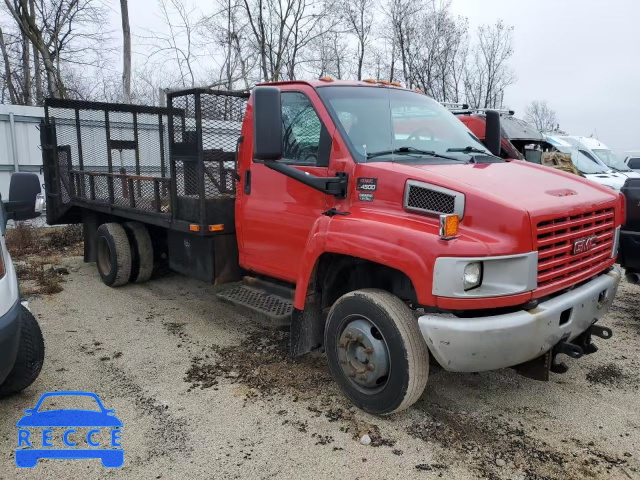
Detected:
[
  {"left": 628, "top": 157, "right": 640, "bottom": 169},
  {"left": 281, "top": 92, "right": 329, "bottom": 166}
]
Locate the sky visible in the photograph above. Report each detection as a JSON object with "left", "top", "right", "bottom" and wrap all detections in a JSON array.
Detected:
[{"left": 106, "top": 0, "right": 640, "bottom": 154}]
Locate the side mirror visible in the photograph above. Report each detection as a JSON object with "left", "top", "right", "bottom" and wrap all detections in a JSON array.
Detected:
[
  {"left": 485, "top": 110, "right": 502, "bottom": 157},
  {"left": 252, "top": 86, "right": 283, "bottom": 161},
  {"left": 5, "top": 172, "right": 42, "bottom": 222}
]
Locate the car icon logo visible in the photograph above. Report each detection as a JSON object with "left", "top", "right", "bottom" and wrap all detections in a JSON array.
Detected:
[{"left": 15, "top": 391, "right": 123, "bottom": 468}]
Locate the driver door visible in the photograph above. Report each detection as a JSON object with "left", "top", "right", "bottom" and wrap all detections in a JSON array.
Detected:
[{"left": 238, "top": 87, "right": 333, "bottom": 283}]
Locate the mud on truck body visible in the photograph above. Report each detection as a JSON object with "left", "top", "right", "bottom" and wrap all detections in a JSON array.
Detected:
[{"left": 41, "top": 81, "right": 623, "bottom": 414}]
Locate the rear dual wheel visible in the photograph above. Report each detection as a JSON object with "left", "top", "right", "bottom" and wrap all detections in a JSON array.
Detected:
[
  {"left": 325, "top": 289, "right": 430, "bottom": 415},
  {"left": 96, "top": 222, "right": 153, "bottom": 287}
]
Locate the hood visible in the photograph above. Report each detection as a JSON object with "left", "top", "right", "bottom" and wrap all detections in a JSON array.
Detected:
[
  {"left": 583, "top": 172, "right": 627, "bottom": 191},
  {"left": 383, "top": 160, "right": 618, "bottom": 216},
  {"left": 16, "top": 409, "right": 123, "bottom": 427}
]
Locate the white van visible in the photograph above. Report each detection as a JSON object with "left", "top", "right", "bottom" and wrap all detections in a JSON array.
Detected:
[
  {"left": 545, "top": 136, "right": 626, "bottom": 191},
  {"left": 559, "top": 136, "right": 640, "bottom": 179}
]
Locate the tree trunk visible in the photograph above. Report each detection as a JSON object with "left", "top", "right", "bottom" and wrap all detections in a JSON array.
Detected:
[
  {"left": 120, "top": 0, "right": 131, "bottom": 103},
  {"left": 22, "top": 29, "right": 31, "bottom": 105},
  {"left": 30, "top": 0, "right": 42, "bottom": 104}
]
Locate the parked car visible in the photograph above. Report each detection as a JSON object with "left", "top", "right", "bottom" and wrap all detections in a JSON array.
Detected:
[
  {"left": 41, "top": 83, "right": 623, "bottom": 414},
  {"left": 545, "top": 136, "right": 626, "bottom": 191},
  {"left": 559, "top": 136, "right": 640, "bottom": 180},
  {"left": 620, "top": 178, "right": 640, "bottom": 284},
  {"left": 0, "top": 173, "right": 45, "bottom": 397},
  {"left": 625, "top": 152, "right": 640, "bottom": 173}
]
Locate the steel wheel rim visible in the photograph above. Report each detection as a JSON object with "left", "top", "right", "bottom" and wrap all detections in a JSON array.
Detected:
[{"left": 336, "top": 314, "right": 391, "bottom": 395}]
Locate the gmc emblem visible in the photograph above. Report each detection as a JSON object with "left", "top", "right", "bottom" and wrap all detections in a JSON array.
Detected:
[{"left": 572, "top": 235, "right": 597, "bottom": 255}]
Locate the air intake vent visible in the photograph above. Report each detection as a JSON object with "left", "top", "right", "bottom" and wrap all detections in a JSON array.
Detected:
[{"left": 404, "top": 180, "right": 465, "bottom": 217}]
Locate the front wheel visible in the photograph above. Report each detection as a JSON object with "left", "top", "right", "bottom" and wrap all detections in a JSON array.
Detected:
[{"left": 325, "top": 289, "right": 429, "bottom": 415}]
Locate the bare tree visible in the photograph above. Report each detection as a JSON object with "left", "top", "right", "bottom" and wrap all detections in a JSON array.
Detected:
[
  {"left": 0, "top": 25, "right": 17, "bottom": 103},
  {"left": 524, "top": 100, "right": 558, "bottom": 133},
  {"left": 344, "top": 0, "right": 373, "bottom": 80},
  {"left": 240, "top": 0, "right": 331, "bottom": 82},
  {"left": 464, "top": 19, "right": 515, "bottom": 108},
  {"left": 120, "top": 0, "right": 131, "bottom": 103},
  {"left": 3, "top": 0, "right": 110, "bottom": 99}
]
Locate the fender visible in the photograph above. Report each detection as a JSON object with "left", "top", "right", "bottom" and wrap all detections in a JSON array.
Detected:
[{"left": 294, "top": 213, "right": 458, "bottom": 310}]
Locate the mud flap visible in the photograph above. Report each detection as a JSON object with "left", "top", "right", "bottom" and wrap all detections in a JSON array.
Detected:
[
  {"left": 289, "top": 299, "right": 324, "bottom": 358},
  {"left": 512, "top": 351, "right": 552, "bottom": 381}
]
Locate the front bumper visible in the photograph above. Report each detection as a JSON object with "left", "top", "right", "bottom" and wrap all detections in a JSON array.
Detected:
[
  {"left": 418, "top": 266, "right": 622, "bottom": 372},
  {"left": 0, "top": 299, "right": 22, "bottom": 385}
]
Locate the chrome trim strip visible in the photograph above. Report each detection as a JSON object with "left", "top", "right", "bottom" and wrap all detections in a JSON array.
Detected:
[
  {"left": 403, "top": 180, "right": 465, "bottom": 219},
  {"left": 611, "top": 225, "right": 621, "bottom": 258}
]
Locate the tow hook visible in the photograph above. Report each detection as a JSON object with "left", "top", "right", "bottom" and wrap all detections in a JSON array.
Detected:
[
  {"left": 590, "top": 325, "right": 613, "bottom": 339},
  {"left": 551, "top": 341, "right": 584, "bottom": 374},
  {"left": 574, "top": 323, "right": 614, "bottom": 356}
]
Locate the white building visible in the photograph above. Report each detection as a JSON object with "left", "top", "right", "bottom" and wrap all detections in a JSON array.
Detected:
[{"left": 0, "top": 104, "right": 45, "bottom": 199}]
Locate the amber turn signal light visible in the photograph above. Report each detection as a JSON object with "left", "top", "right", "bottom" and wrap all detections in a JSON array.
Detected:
[
  {"left": 208, "top": 224, "right": 224, "bottom": 232},
  {"left": 439, "top": 214, "right": 459, "bottom": 240},
  {"left": 189, "top": 224, "right": 200, "bottom": 232}
]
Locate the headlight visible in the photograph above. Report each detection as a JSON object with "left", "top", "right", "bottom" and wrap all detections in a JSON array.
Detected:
[{"left": 463, "top": 262, "right": 482, "bottom": 290}]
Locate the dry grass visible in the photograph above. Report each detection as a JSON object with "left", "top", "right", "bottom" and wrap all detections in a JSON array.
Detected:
[{"left": 5, "top": 223, "right": 83, "bottom": 296}]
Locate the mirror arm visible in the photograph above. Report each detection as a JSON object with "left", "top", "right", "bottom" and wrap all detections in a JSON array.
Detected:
[{"left": 263, "top": 160, "right": 348, "bottom": 199}]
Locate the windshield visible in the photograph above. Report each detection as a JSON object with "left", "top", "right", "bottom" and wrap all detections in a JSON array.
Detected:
[
  {"left": 317, "top": 86, "right": 491, "bottom": 162},
  {"left": 555, "top": 145, "right": 609, "bottom": 174},
  {"left": 592, "top": 148, "right": 631, "bottom": 171}
]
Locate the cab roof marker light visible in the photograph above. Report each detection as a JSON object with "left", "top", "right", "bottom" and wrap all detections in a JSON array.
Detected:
[
  {"left": 439, "top": 214, "right": 459, "bottom": 240},
  {"left": 378, "top": 80, "right": 390, "bottom": 85},
  {"left": 319, "top": 76, "right": 334, "bottom": 82},
  {"left": 413, "top": 88, "right": 424, "bottom": 94},
  {"left": 363, "top": 78, "right": 377, "bottom": 84},
  {"left": 390, "top": 81, "right": 402, "bottom": 87}
]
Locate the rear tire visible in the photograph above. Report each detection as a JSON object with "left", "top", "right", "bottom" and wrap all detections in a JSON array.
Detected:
[
  {"left": 0, "top": 306, "right": 45, "bottom": 397},
  {"left": 123, "top": 222, "right": 154, "bottom": 283},
  {"left": 325, "top": 289, "right": 429, "bottom": 415},
  {"left": 96, "top": 223, "right": 132, "bottom": 287}
]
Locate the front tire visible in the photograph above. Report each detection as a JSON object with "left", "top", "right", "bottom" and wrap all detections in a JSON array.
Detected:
[
  {"left": 0, "top": 306, "right": 45, "bottom": 397},
  {"left": 96, "top": 223, "right": 132, "bottom": 287},
  {"left": 325, "top": 289, "right": 429, "bottom": 415}
]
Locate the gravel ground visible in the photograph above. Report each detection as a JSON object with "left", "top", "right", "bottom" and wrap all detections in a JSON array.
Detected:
[{"left": 1, "top": 257, "right": 639, "bottom": 479}]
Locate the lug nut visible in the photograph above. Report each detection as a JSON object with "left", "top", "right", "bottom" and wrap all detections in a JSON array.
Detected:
[
  {"left": 359, "top": 374, "right": 367, "bottom": 381},
  {"left": 348, "top": 370, "right": 356, "bottom": 377},
  {"left": 345, "top": 332, "right": 353, "bottom": 339},
  {"left": 338, "top": 342, "right": 346, "bottom": 348},
  {"left": 364, "top": 347, "right": 373, "bottom": 354},
  {"left": 367, "top": 364, "right": 374, "bottom": 371},
  {"left": 356, "top": 334, "right": 364, "bottom": 342}
]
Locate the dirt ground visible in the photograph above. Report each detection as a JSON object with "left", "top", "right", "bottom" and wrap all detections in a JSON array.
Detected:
[{"left": 0, "top": 252, "right": 639, "bottom": 479}]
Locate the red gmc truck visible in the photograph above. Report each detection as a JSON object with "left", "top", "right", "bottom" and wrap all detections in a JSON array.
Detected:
[{"left": 41, "top": 80, "right": 623, "bottom": 414}]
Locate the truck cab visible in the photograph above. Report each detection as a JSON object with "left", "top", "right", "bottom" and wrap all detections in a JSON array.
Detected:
[{"left": 41, "top": 81, "right": 624, "bottom": 414}]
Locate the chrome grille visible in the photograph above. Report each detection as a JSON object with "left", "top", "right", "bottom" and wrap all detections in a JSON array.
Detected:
[{"left": 536, "top": 207, "right": 615, "bottom": 288}]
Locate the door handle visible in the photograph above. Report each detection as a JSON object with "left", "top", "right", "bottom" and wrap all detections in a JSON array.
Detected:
[{"left": 244, "top": 169, "right": 251, "bottom": 194}]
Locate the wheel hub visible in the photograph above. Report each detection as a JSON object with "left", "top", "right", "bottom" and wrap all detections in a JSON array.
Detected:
[{"left": 337, "top": 318, "right": 390, "bottom": 389}]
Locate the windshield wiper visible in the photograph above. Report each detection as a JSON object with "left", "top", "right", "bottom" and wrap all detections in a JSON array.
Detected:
[
  {"left": 367, "top": 146, "right": 463, "bottom": 162},
  {"left": 447, "top": 146, "right": 499, "bottom": 158}
]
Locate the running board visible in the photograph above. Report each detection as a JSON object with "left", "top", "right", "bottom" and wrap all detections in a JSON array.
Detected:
[{"left": 216, "top": 277, "right": 294, "bottom": 328}]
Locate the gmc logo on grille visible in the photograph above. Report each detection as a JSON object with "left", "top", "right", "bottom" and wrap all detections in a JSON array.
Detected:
[{"left": 572, "top": 235, "right": 597, "bottom": 255}]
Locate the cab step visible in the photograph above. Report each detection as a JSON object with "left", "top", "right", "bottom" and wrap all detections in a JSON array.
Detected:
[{"left": 215, "top": 277, "right": 294, "bottom": 328}]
